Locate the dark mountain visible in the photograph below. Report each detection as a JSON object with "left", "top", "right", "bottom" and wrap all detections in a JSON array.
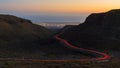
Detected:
[
  {"left": 0, "top": 14, "right": 85, "bottom": 59},
  {"left": 60, "top": 9, "right": 120, "bottom": 50},
  {"left": 0, "top": 14, "right": 53, "bottom": 47}
]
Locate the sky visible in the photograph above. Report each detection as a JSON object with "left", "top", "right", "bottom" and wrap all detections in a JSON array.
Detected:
[{"left": 0, "top": 0, "right": 120, "bottom": 23}]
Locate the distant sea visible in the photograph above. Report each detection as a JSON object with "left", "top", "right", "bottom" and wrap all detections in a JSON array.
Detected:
[
  {"left": 23, "top": 15, "right": 87, "bottom": 23},
  {"left": 0, "top": 11, "right": 90, "bottom": 24}
]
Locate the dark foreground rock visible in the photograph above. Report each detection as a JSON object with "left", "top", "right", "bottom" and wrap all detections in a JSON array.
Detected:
[{"left": 60, "top": 9, "right": 120, "bottom": 50}]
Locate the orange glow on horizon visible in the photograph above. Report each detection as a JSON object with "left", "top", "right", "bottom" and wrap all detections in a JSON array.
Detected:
[
  {"left": 1, "top": 0, "right": 120, "bottom": 14},
  {"left": 7, "top": 6, "right": 119, "bottom": 14},
  {"left": 11, "top": 6, "right": 119, "bottom": 14}
]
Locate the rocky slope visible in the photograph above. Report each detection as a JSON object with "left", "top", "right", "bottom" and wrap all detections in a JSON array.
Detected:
[
  {"left": 0, "top": 14, "right": 53, "bottom": 47},
  {"left": 60, "top": 9, "right": 120, "bottom": 50}
]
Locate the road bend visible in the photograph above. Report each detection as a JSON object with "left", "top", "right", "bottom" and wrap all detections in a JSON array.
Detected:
[{"left": 55, "top": 32, "right": 109, "bottom": 62}]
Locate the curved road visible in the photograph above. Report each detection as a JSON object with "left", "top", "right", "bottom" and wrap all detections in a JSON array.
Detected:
[
  {"left": 55, "top": 32, "right": 109, "bottom": 62},
  {"left": 0, "top": 32, "right": 109, "bottom": 62}
]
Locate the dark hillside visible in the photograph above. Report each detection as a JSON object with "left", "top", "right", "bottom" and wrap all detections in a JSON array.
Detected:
[
  {"left": 60, "top": 9, "right": 120, "bottom": 50},
  {"left": 0, "top": 14, "right": 53, "bottom": 47}
]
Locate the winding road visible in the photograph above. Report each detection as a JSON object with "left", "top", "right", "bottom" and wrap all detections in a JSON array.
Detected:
[
  {"left": 0, "top": 32, "right": 110, "bottom": 62},
  {"left": 55, "top": 32, "right": 110, "bottom": 62}
]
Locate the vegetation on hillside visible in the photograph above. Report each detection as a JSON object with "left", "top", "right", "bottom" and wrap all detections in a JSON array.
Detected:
[{"left": 0, "top": 14, "right": 53, "bottom": 47}]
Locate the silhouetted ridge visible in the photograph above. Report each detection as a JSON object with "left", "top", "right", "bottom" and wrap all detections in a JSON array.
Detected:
[
  {"left": 0, "top": 14, "right": 32, "bottom": 24},
  {"left": 83, "top": 9, "right": 120, "bottom": 27},
  {"left": 84, "top": 13, "right": 105, "bottom": 26},
  {"left": 60, "top": 9, "right": 120, "bottom": 50}
]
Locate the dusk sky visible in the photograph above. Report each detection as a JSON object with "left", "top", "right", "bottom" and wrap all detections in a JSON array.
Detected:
[{"left": 0, "top": 0, "right": 120, "bottom": 23}]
